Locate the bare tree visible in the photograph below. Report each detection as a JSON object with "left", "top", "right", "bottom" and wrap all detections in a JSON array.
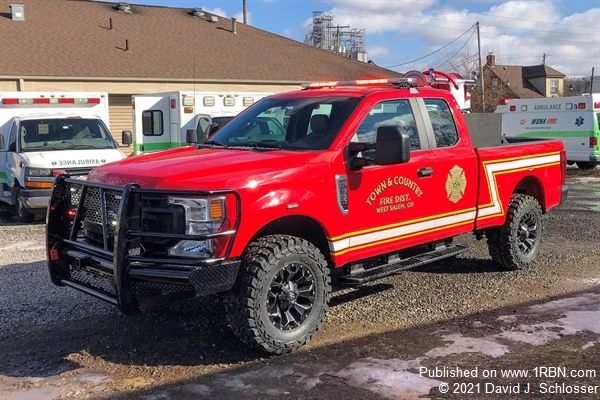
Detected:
[{"left": 436, "top": 48, "right": 479, "bottom": 78}]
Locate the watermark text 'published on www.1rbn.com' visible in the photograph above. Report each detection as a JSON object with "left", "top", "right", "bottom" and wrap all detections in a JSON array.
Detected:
[{"left": 420, "top": 366, "right": 598, "bottom": 396}]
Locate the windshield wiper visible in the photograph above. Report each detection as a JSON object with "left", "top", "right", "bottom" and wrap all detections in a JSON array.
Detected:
[
  {"left": 237, "top": 141, "right": 285, "bottom": 149},
  {"left": 202, "top": 140, "right": 228, "bottom": 148}
]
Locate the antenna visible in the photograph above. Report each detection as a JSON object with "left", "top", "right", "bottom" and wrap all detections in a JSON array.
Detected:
[{"left": 542, "top": 53, "right": 552, "bottom": 65}]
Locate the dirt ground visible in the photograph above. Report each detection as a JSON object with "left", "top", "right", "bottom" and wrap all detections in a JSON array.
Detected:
[{"left": 0, "top": 170, "right": 599, "bottom": 399}]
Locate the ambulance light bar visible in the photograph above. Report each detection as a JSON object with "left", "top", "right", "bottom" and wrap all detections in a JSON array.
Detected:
[
  {"left": 1, "top": 97, "right": 101, "bottom": 105},
  {"left": 301, "top": 78, "right": 415, "bottom": 89}
]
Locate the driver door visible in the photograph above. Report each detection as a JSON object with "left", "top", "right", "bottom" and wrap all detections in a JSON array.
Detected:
[
  {"left": 341, "top": 98, "right": 438, "bottom": 261},
  {"left": 0, "top": 122, "right": 17, "bottom": 201}
]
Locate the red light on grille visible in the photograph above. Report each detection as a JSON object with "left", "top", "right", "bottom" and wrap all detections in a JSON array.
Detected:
[
  {"left": 52, "top": 169, "right": 66, "bottom": 176},
  {"left": 67, "top": 209, "right": 77, "bottom": 218}
]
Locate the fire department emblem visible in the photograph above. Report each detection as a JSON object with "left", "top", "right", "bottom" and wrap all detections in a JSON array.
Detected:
[{"left": 445, "top": 165, "right": 467, "bottom": 203}]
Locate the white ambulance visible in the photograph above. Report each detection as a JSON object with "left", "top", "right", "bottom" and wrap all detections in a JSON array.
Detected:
[
  {"left": 495, "top": 94, "right": 600, "bottom": 169},
  {"left": 0, "top": 92, "right": 126, "bottom": 222},
  {"left": 131, "top": 91, "right": 274, "bottom": 155}
]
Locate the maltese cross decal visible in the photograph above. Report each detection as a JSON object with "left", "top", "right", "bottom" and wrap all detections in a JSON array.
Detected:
[{"left": 575, "top": 117, "right": 584, "bottom": 127}]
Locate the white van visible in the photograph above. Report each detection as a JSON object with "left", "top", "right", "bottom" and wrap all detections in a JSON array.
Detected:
[
  {"left": 0, "top": 92, "right": 126, "bottom": 222},
  {"left": 495, "top": 94, "right": 600, "bottom": 169},
  {"left": 131, "top": 91, "right": 273, "bottom": 155}
]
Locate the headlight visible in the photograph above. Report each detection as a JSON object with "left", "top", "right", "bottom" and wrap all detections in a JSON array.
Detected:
[
  {"left": 167, "top": 196, "right": 225, "bottom": 258},
  {"left": 24, "top": 167, "right": 52, "bottom": 176}
]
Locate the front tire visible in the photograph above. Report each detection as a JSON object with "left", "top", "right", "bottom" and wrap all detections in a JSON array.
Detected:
[
  {"left": 225, "top": 234, "right": 331, "bottom": 354},
  {"left": 576, "top": 161, "right": 598, "bottom": 170},
  {"left": 486, "top": 194, "right": 543, "bottom": 271},
  {"left": 15, "top": 196, "right": 35, "bottom": 223}
]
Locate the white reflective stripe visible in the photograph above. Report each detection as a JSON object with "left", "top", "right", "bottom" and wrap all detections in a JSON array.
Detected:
[{"left": 328, "top": 154, "right": 560, "bottom": 254}]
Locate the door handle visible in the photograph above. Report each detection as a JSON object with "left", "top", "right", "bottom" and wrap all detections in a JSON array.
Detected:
[{"left": 417, "top": 167, "right": 434, "bottom": 178}]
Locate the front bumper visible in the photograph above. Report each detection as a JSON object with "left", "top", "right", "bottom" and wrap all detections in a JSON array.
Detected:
[
  {"left": 590, "top": 155, "right": 600, "bottom": 162},
  {"left": 560, "top": 184, "right": 568, "bottom": 206},
  {"left": 20, "top": 188, "right": 51, "bottom": 211},
  {"left": 46, "top": 175, "right": 241, "bottom": 313}
]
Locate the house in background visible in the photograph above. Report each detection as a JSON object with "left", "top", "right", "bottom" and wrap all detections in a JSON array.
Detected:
[{"left": 470, "top": 53, "right": 580, "bottom": 112}]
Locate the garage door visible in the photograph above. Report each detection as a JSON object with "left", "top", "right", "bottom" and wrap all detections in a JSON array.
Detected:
[{"left": 108, "top": 94, "right": 133, "bottom": 147}]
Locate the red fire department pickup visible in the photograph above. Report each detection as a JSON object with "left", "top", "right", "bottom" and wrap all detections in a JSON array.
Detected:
[{"left": 46, "top": 77, "right": 568, "bottom": 355}]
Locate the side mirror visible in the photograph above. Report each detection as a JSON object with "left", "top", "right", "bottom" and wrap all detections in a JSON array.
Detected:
[
  {"left": 186, "top": 129, "right": 198, "bottom": 145},
  {"left": 209, "top": 123, "right": 219, "bottom": 136},
  {"left": 0, "top": 135, "right": 5, "bottom": 150},
  {"left": 375, "top": 125, "right": 411, "bottom": 165},
  {"left": 122, "top": 130, "right": 133, "bottom": 146}
]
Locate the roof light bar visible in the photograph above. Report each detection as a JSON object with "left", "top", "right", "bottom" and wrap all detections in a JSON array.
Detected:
[
  {"left": 301, "top": 78, "right": 415, "bottom": 90},
  {"left": 1, "top": 97, "right": 101, "bottom": 105}
]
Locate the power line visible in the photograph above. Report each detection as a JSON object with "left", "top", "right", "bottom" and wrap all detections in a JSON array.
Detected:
[
  {"left": 435, "top": 28, "right": 477, "bottom": 69},
  {"left": 383, "top": 25, "right": 476, "bottom": 68}
]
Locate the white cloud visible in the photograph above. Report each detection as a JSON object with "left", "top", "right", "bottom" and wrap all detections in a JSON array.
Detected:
[
  {"left": 367, "top": 45, "right": 390, "bottom": 58},
  {"left": 303, "top": 1, "right": 599, "bottom": 76}
]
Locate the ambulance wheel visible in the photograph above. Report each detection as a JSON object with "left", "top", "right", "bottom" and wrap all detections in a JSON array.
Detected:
[
  {"left": 15, "top": 196, "right": 35, "bottom": 223},
  {"left": 486, "top": 194, "right": 543, "bottom": 271},
  {"left": 576, "top": 161, "right": 598, "bottom": 170},
  {"left": 567, "top": 160, "right": 575, "bottom": 166},
  {"left": 224, "top": 234, "right": 331, "bottom": 354}
]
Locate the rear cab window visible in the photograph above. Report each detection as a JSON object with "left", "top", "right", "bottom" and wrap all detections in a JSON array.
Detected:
[{"left": 424, "top": 98, "right": 459, "bottom": 148}]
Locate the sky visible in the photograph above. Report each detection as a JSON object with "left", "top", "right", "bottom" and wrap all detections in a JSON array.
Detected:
[{"left": 101, "top": 0, "right": 599, "bottom": 78}]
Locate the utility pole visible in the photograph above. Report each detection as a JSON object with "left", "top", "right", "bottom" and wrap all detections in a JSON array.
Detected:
[
  {"left": 476, "top": 21, "right": 484, "bottom": 111},
  {"left": 591, "top": 67, "right": 595, "bottom": 93},
  {"left": 243, "top": 0, "right": 247, "bottom": 24},
  {"left": 542, "top": 53, "right": 552, "bottom": 65}
]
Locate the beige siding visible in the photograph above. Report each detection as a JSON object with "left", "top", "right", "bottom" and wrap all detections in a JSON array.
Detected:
[{"left": 108, "top": 94, "right": 133, "bottom": 147}]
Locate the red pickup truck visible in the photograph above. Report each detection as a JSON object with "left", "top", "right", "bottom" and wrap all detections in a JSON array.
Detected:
[{"left": 46, "top": 78, "right": 567, "bottom": 355}]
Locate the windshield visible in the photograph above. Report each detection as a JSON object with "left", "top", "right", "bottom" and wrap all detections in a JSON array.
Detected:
[
  {"left": 19, "top": 118, "right": 118, "bottom": 152},
  {"left": 205, "top": 96, "right": 362, "bottom": 150}
]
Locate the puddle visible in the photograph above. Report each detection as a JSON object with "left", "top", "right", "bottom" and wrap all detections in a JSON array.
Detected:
[
  {"left": 334, "top": 358, "right": 442, "bottom": 400},
  {"left": 425, "top": 334, "right": 509, "bottom": 358},
  {"left": 495, "top": 322, "right": 561, "bottom": 345},
  {"left": 6, "top": 387, "right": 61, "bottom": 400}
]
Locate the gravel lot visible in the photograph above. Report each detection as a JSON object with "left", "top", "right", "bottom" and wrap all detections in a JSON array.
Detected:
[{"left": 0, "top": 170, "right": 599, "bottom": 399}]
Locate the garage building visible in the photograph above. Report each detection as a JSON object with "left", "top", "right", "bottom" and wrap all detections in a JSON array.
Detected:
[{"left": 0, "top": 0, "right": 402, "bottom": 145}]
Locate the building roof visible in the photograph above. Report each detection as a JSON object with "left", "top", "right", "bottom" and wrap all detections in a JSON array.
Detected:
[
  {"left": 522, "top": 65, "right": 566, "bottom": 79},
  {"left": 0, "top": 0, "right": 402, "bottom": 82},
  {"left": 487, "top": 65, "right": 545, "bottom": 99}
]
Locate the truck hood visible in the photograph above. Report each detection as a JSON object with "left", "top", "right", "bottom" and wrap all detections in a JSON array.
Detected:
[
  {"left": 22, "top": 149, "right": 125, "bottom": 169},
  {"left": 87, "top": 146, "right": 316, "bottom": 189}
]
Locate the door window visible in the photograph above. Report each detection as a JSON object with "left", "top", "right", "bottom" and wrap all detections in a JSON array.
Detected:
[
  {"left": 354, "top": 100, "right": 421, "bottom": 158},
  {"left": 8, "top": 122, "right": 17, "bottom": 151}
]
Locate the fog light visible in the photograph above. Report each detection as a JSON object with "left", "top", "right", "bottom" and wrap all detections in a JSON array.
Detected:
[{"left": 168, "top": 240, "right": 213, "bottom": 258}]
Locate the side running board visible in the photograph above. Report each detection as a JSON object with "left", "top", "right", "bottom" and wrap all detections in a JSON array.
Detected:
[{"left": 339, "top": 244, "right": 470, "bottom": 285}]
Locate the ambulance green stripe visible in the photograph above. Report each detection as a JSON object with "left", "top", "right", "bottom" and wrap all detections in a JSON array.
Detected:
[
  {"left": 0, "top": 171, "right": 8, "bottom": 180},
  {"left": 516, "top": 131, "right": 595, "bottom": 138},
  {"left": 135, "top": 142, "right": 189, "bottom": 152}
]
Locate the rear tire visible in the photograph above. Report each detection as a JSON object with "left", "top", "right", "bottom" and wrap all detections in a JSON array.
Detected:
[
  {"left": 486, "top": 194, "right": 543, "bottom": 271},
  {"left": 576, "top": 161, "right": 598, "bottom": 170},
  {"left": 224, "top": 234, "right": 331, "bottom": 354},
  {"left": 15, "top": 196, "right": 36, "bottom": 223}
]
